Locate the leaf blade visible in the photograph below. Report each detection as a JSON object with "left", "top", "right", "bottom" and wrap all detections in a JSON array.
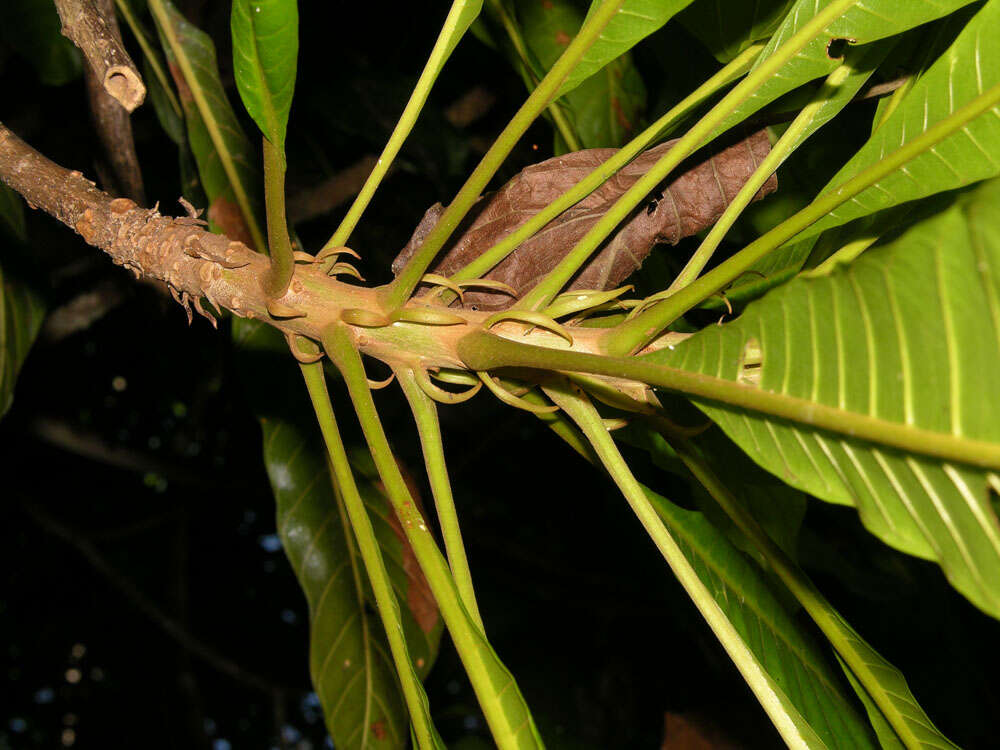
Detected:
[
  {"left": 234, "top": 320, "right": 442, "bottom": 747},
  {"left": 649, "top": 176, "right": 1000, "bottom": 618},
  {"left": 150, "top": 0, "right": 266, "bottom": 251},
  {"left": 231, "top": 0, "right": 299, "bottom": 150},
  {"left": 559, "top": 0, "right": 697, "bottom": 96},
  {"left": 800, "top": 0, "right": 1000, "bottom": 239},
  {"left": 716, "top": 0, "right": 983, "bottom": 135}
]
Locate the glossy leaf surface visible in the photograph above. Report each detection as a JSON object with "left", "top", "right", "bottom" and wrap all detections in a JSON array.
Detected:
[
  {"left": 234, "top": 320, "right": 442, "bottom": 748},
  {"left": 561, "top": 0, "right": 697, "bottom": 96},
  {"left": 151, "top": 0, "right": 265, "bottom": 251},
  {"left": 231, "top": 0, "right": 299, "bottom": 150},
  {"left": 514, "top": 0, "right": 646, "bottom": 147},
  {"left": 716, "top": 0, "right": 981, "bottom": 135},
  {"left": 649, "top": 177, "right": 1000, "bottom": 618},
  {"left": 678, "top": 0, "right": 795, "bottom": 62},
  {"left": 800, "top": 0, "right": 1000, "bottom": 239}
]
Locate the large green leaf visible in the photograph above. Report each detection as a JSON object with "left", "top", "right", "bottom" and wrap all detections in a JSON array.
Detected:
[
  {"left": 558, "top": 0, "right": 696, "bottom": 96},
  {"left": 648, "top": 488, "right": 878, "bottom": 750},
  {"left": 717, "top": 0, "right": 981, "bottom": 135},
  {"left": 798, "top": 0, "right": 1000, "bottom": 239},
  {"left": 149, "top": 0, "right": 266, "bottom": 251},
  {"left": 0, "top": 186, "right": 44, "bottom": 419},
  {"left": 547, "top": 388, "right": 871, "bottom": 748},
  {"left": 234, "top": 319, "right": 442, "bottom": 748},
  {"left": 678, "top": 0, "right": 795, "bottom": 62},
  {"left": 231, "top": 0, "right": 298, "bottom": 151},
  {"left": 648, "top": 176, "right": 1000, "bottom": 618},
  {"left": 620, "top": 425, "right": 809, "bottom": 565},
  {"left": 620, "top": 422, "right": 955, "bottom": 748},
  {"left": 515, "top": 0, "right": 646, "bottom": 148},
  {"left": 676, "top": 437, "right": 958, "bottom": 749}
]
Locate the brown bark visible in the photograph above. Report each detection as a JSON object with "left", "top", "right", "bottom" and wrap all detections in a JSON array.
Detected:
[
  {"left": 84, "top": 0, "right": 145, "bottom": 203},
  {"left": 0, "top": 122, "right": 254, "bottom": 328},
  {"left": 55, "top": 0, "right": 146, "bottom": 112},
  {"left": 392, "top": 131, "right": 777, "bottom": 309}
]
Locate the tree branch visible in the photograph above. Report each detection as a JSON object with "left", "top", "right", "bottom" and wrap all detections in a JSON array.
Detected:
[
  {"left": 0, "top": 122, "right": 669, "bottom": 371},
  {"left": 55, "top": 0, "right": 146, "bottom": 112},
  {"left": 84, "top": 0, "right": 146, "bottom": 203}
]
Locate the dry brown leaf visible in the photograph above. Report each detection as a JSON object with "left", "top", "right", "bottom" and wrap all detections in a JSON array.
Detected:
[{"left": 392, "top": 130, "right": 777, "bottom": 310}]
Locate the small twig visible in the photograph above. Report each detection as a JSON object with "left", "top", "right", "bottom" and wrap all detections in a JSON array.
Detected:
[
  {"left": 55, "top": 0, "right": 146, "bottom": 112},
  {"left": 21, "top": 500, "right": 294, "bottom": 696},
  {"left": 84, "top": 0, "right": 146, "bottom": 203}
]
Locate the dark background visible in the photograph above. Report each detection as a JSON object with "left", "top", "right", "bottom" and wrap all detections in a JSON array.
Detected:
[{"left": 2, "top": 1, "right": 999, "bottom": 748}]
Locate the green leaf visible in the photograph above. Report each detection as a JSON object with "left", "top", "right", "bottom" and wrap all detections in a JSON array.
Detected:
[
  {"left": 326, "top": 325, "right": 545, "bottom": 749},
  {"left": 0, "top": 0, "right": 82, "bottom": 86},
  {"left": 561, "top": 0, "right": 697, "bottom": 96},
  {"left": 678, "top": 0, "right": 795, "bottom": 62},
  {"left": 620, "top": 425, "right": 808, "bottom": 565},
  {"left": 837, "top": 657, "right": 906, "bottom": 750},
  {"left": 547, "top": 386, "right": 866, "bottom": 748},
  {"left": 515, "top": 0, "right": 647, "bottom": 147},
  {"left": 231, "top": 0, "right": 298, "bottom": 151},
  {"left": 648, "top": 176, "right": 1000, "bottom": 619},
  {"left": 797, "top": 0, "right": 1000, "bottom": 240},
  {"left": 567, "top": 56, "right": 646, "bottom": 148},
  {"left": 233, "top": 320, "right": 442, "bottom": 748},
  {"left": 0, "top": 261, "right": 43, "bottom": 419},
  {"left": 672, "top": 438, "right": 959, "bottom": 749},
  {"left": 648, "top": 489, "right": 878, "bottom": 750},
  {"left": 619, "top": 420, "right": 955, "bottom": 748},
  {"left": 117, "top": 0, "right": 184, "bottom": 141},
  {"left": 0, "top": 188, "right": 44, "bottom": 419},
  {"left": 144, "top": 55, "right": 185, "bottom": 145},
  {"left": 149, "top": 0, "right": 266, "bottom": 252},
  {"left": 830, "top": 619, "right": 956, "bottom": 749},
  {"left": 717, "top": 0, "right": 982, "bottom": 135}
]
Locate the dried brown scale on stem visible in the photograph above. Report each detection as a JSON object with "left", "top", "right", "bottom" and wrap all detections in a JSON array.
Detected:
[
  {"left": 392, "top": 130, "right": 777, "bottom": 310},
  {"left": 84, "top": 0, "right": 146, "bottom": 203},
  {"left": 0, "top": 123, "right": 255, "bottom": 328},
  {"left": 55, "top": 0, "right": 146, "bottom": 112}
]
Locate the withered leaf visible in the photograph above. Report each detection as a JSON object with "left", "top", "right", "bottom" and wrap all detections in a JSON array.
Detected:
[{"left": 392, "top": 130, "right": 777, "bottom": 310}]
